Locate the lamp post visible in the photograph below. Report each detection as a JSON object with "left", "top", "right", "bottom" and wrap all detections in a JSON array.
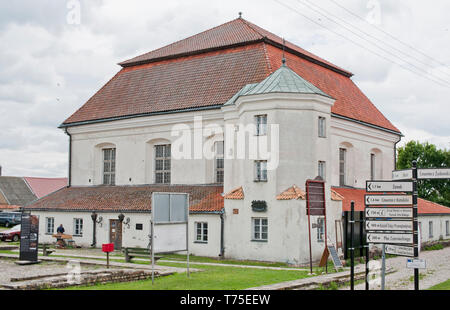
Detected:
[{"left": 91, "top": 212, "right": 98, "bottom": 248}]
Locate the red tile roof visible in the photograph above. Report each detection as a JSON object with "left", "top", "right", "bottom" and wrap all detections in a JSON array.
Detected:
[
  {"left": 62, "top": 18, "right": 400, "bottom": 134},
  {"left": 0, "top": 205, "right": 21, "bottom": 210},
  {"left": 332, "top": 187, "right": 450, "bottom": 215},
  {"left": 23, "top": 177, "right": 68, "bottom": 199},
  {"left": 277, "top": 185, "right": 306, "bottom": 200},
  {"left": 24, "top": 185, "right": 224, "bottom": 213},
  {"left": 224, "top": 187, "right": 244, "bottom": 200}
]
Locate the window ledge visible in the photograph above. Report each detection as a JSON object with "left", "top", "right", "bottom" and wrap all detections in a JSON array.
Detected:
[
  {"left": 194, "top": 241, "right": 208, "bottom": 244},
  {"left": 251, "top": 239, "right": 268, "bottom": 243},
  {"left": 254, "top": 180, "right": 268, "bottom": 183},
  {"left": 73, "top": 235, "right": 83, "bottom": 238},
  {"left": 45, "top": 233, "right": 54, "bottom": 236}
]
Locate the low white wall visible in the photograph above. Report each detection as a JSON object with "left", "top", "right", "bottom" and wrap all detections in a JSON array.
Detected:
[
  {"left": 418, "top": 215, "right": 450, "bottom": 244},
  {"left": 32, "top": 211, "right": 222, "bottom": 257}
]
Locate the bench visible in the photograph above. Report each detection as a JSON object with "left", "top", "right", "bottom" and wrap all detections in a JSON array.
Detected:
[
  {"left": 38, "top": 244, "right": 55, "bottom": 256},
  {"left": 122, "top": 247, "right": 162, "bottom": 263}
]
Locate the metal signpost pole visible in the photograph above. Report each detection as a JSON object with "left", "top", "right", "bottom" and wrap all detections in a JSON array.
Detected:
[
  {"left": 151, "top": 219, "right": 155, "bottom": 285},
  {"left": 306, "top": 181, "right": 313, "bottom": 275},
  {"left": 381, "top": 244, "right": 386, "bottom": 290},
  {"left": 363, "top": 210, "right": 369, "bottom": 290},
  {"left": 350, "top": 201, "right": 355, "bottom": 290},
  {"left": 186, "top": 194, "right": 190, "bottom": 278},
  {"left": 412, "top": 161, "right": 419, "bottom": 290}
]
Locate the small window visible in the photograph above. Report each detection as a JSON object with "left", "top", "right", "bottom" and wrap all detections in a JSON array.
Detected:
[
  {"left": 74, "top": 218, "right": 83, "bottom": 236},
  {"left": 215, "top": 141, "right": 224, "bottom": 184},
  {"left": 136, "top": 223, "right": 143, "bottom": 231},
  {"left": 46, "top": 217, "right": 54, "bottom": 235},
  {"left": 103, "top": 148, "right": 116, "bottom": 185},
  {"left": 318, "top": 161, "right": 326, "bottom": 180},
  {"left": 446, "top": 221, "right": 449, "bottom": 236},
  {"left": 255, "top": 115, "right": 267, "bottom": 136},
  {"left": 318, "top": 117, "right": 326, "bottom": 138},
  {"left": 252, "top": 218, "right": 268, "bottom": 241},
  {"left": 317, "top": 218, "right": 325, "bottom": 242},
  {"left": 419, "top": 222, "right": 423, "bottom": 241},
  {"left": 370, "top": 153, "right": 376, "bottom": 180},
  {"left": 254, "top": 160, "right": 268, "bottom": 182},
  {"left": 155, "top": 144, "right": 171, "bottom": 184},
  {"left": 195, "top": 222, "right": 208, "bottom": 243},
  {"left": 429, "top": 221, "right": 433, "bottom": 238},
  {"left": 339, "top": 148, "right": 346, "bottom": 186}
]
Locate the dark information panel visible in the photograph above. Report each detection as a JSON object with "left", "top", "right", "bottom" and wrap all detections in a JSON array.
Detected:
[
  {"left": 328, "top": 245, "right": 343, "bottom": 269},
  {"left": 19, "top": 213, "right": 39, "bottom": 262},
  {"left": 306, "top": 180, "right": 325, "bottom": 216}
]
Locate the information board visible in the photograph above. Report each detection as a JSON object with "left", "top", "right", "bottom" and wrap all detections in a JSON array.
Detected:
[
  {"left": 306, "top": 180, "right": 325, "bottom": 216},
  {"left": 19, "top": 213, "right": 39, "bottom": 262}
]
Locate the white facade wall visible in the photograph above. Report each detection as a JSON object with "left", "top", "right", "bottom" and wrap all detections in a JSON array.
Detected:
[
  {"left": 33, "top": 210, "right": 222, "bottom": 256},
  {"left": 418, "top": 215, "right": 450, "bottom": 244}
]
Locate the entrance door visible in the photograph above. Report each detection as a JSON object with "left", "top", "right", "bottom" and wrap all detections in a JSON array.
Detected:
[{"left": 109, "top": 219, "right": 122, "bottom": 250}]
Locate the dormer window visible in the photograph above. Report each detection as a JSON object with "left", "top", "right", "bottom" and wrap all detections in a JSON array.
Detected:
[
  {"left": 254, "top": 160, "right": 268, "bottom": 182},
  {"left": 255, "top": 115, "right": 267, "bottom": 136}
]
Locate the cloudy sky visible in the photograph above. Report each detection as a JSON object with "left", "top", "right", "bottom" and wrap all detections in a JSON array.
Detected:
[{"left": 0, "top": 0, "right": 449, "bottom": 177}]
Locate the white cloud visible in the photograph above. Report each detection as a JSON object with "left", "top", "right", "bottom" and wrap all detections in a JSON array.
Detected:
[{"left": 0, "top": 0, "right": 449, "bottom": 177}]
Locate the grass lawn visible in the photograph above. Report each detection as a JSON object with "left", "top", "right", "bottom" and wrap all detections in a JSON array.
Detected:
[
  {"left": 428, "top": 279, "right": 450, "bottom": 290},
  {"left": 64, "top": 262, "right": 312, "bottom": 290}
]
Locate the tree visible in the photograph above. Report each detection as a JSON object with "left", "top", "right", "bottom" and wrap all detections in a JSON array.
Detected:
[{"left": 397, "top": 141, "right": 450, "bottom": 207}]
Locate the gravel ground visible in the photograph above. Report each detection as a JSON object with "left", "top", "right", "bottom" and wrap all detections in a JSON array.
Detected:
[{"left": 341, "top": 246, "right": 450, "bottom": 290}]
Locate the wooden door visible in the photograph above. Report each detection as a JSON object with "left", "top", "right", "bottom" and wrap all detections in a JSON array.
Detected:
[{"left": 109, "top": 219, "right": 122, "bottom": 250}]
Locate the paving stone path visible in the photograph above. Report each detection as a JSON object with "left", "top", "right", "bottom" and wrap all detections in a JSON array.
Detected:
[{"left": 340, "top": 246, "right": 450, "bottom": 290}]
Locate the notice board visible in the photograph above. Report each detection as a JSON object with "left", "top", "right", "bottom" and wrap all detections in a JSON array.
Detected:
[{"left": 19, "top": 213, "right": 39, "bottom": 262}]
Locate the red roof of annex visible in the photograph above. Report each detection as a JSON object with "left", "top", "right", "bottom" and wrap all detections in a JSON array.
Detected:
[{"left": 62, "top": 18, "right": 400, "bottom": 134}]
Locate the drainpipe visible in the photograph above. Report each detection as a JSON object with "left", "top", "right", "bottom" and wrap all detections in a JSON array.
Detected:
[
  {"left": 91, "top": 212, "right": 97, "bottom": 247},
  {"left": 394, "top": 135, "right": 403, "bottom": 170},
  {"left": 64, "top": 128, "right": 72, "bottom": 187},
  {"left": 219, "top": 210, "right": 225, "bottom": 258}
]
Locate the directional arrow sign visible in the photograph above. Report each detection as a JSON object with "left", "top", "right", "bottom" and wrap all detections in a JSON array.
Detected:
[
  {"left": 365, "top": 195, "right": 413, "bottom": 206},
  {"left": 365, "top": 207, "right": 413, "bottom": 218},
  {"left": 392, "top": 169, "right": 413, "bottom": 181},
  {"left": 366, "top": 233, "right": 414, "bottom": 244},
  {"left": 366, "top": 181, "right": 413, "bottom": 193},
  {"left": 406, "top": 258, "right": 426, "bottom": 269},
  {"left": 418, "top": 168, "right": 450, "bottom": 180},
  {"left": 385, "top": 245, "right": 415, "bottom": 257},
  {"left": 366, "top": 220, "right": 413, "bottom": 232}
]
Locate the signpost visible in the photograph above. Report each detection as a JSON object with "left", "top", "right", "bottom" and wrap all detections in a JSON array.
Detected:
[
  {"left": 306, "top": 177, "right": 327, "bottom": 274},
  {"left": 365, "top": 207, "right": 413, "bottom": 218},
  {"left": 385, "top": 244, "right": 415, "bottom": 257},
  {"left": 366, "top": 232, "right": 414, "bottom": 244},
  {"left": 366, "top": 181, "right": 413, "bottom": 192},
  {"left": 392, "top": 168, "right": 450, "bottom": 180},
  {"left": 407, "top": 258, "right": 427, "bottom": 269},
  {"left": 365, "top": 220, "right": 413, "bottom": 232},
  {"left": 365, "top": 195, "right": 413, "bottom": 206}
]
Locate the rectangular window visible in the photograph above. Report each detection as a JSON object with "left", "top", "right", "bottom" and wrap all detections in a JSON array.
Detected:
[
  {"left": 252, "top": 218, "right": 268, "bottom": 241},
  {"left": 155, "top": 144, "right": 171, "bottom": 184},
  {"left": 136, "top": 224, "right": 143, "bottom": 231},
  {"left": 370, "top": 153, "right": 376, "bottom": 180},
  {"left": 215, "top": 141, "right": 224, "bottom": 184},
  {"left": 339, "top": 148, "right": 346, "bottom": 186},
  {"left": 419, "top": 222, "right": 423, "bottom": 241},
  {"left": 317, "top": 218, "right": 325, "bottom": 242},
  {"left": 318, "top": 161, "right": 326, "bottom": 180},
  {"left": 429, "top": 221, "right": 433, "bottom": 238},
  {"left": 74, "top": 218, "right": 83, "bottom": 236},
  {"left": 318, "top": 117, "right": 326, "bottom": 138},
  {"left": 446, "top": 221, "right": 449, "bottom": 236},
  {"left": 255, "top": 115, "right": 267, "bottom": 136},
  {"left": 254, "top": 160, "right": 268, "bottom": 182},
  {"left": 195, "top": 222, "right": 208, "bottom": 243},
  {"left": 103, "top": 148, "right": 116, "bottom": 185},
  {"left": 46, "top": 217, "right": 54, "bottom": 235}
]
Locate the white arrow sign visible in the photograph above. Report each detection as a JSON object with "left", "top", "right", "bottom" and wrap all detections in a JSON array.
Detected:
[
  {"left": 385, "top": 245, "right": 415, "bottom": 257},
  {"left": 365, "top": 195, "right": 413, "bottom": 206},
  {"left": 406, "top": 258, "right": 426, "bottom": 269},
  {"left": 366, "top": 181, "right": 413, "bottom": 192},
  {"left": 418, "top": 168, "right": 450, "bottom": 180},
  {"left": 366, "top": 233, "right": 414, "bottom": 244},
  {"left": 366, "top": 220, "right": 413, "bottom": 231},
  {"left": 365, "top": 207, "right": 413, "bottom": 219},
  {"left": 392, "top": 169, "right": 413, "bottom": 181}
]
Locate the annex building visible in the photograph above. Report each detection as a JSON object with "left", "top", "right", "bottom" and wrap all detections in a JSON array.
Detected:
[{"left": 25, "top": 17, "right": 450, "bottom": 264}]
